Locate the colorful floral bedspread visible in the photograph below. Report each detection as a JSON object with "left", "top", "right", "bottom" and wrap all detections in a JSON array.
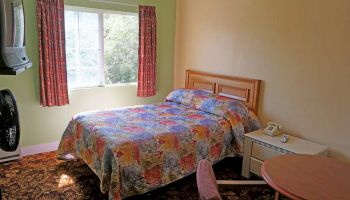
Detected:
[{"left": 57, "top": 89, "right": 261, "bottom": 200}]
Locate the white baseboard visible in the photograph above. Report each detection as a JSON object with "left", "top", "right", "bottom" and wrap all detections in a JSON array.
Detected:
[{"left": 21, "top": 141, "right": 60, "bottom": 157}]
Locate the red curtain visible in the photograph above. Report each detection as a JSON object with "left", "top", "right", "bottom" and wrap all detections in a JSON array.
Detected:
[
  {"left": 137, "top": 6, "right": 157, "bottom": 97},
  {"left": 37, "top": 0, "right": 69, "bottom": 107}
]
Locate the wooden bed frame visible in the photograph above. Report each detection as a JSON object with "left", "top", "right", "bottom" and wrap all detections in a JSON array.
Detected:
[{"left": 185, "top": 70, "right": 261, "bottom": 113}]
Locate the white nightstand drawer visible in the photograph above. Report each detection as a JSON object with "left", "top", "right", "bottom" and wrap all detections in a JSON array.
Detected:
[
  {"left": 252, "top": 142, "right": 283, "bottom": 161},
  {"left": 250, "top": 157, "right": 263, "bottom": 176}
]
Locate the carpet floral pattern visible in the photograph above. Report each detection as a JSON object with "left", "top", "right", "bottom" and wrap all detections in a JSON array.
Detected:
[{"left": 0, "top": 151, "right": 286, "bottom": 200}]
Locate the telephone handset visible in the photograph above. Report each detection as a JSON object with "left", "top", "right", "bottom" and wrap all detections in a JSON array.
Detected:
[{"left": 264, "top": 122, "right": 282, "bottom": 136}]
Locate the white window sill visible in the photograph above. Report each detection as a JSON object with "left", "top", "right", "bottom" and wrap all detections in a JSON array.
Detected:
[
  {"left": 69, "top": 82, "right": 137, "bottom": 91},
  {"left": 105, "top": 82, "right": 137, "bottom": 87}
]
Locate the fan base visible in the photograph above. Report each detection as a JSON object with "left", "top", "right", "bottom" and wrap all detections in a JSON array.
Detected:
[{"left": 0, "top": 146, "right": 21, "bottom": 163}]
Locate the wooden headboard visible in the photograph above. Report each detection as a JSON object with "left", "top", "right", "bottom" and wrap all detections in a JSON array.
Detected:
[{"left": 185, "top": 70, "right": 261, "bottom": 113}]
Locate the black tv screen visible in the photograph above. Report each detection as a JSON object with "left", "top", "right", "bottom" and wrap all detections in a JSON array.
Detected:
[{"left": 12, "top": 2, "right": 24, "bottom": 47}]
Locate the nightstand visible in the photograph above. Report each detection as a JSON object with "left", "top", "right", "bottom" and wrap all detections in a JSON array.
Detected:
[{"left": 241, "top": 130, "right": 328, "bottom": 178}]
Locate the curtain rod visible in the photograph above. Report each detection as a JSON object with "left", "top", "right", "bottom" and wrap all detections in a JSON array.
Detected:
[{"left": 90, "top": 0, "right": 155, "bottom": 7}]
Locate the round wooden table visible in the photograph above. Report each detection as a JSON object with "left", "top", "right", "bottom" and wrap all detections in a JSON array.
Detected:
[{"left": 261, "top": 154, "right": 350, "bottom": 200}]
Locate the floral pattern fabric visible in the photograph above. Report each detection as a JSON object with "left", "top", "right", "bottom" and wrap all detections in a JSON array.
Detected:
[
  {"left": 166, "top": 89, "right": 262, "bottom": 145},
  {"left": 58, "top": 90, "right": 261, "bottom": 200},
  {"left": 137, "top": 6, "right": 157, "bottom": 97},
  {"left": 37, "top": 0, "right": 69, "bottom": 107}
]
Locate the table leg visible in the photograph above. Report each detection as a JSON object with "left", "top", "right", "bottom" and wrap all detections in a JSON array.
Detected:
[{"left": 274, "top": 191, "right": 279, "bottom": 200}]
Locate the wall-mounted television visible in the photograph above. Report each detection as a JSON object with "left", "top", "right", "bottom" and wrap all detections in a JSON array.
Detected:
[{"left": 0, "top": 0, "right": 32, "bottom": 72}]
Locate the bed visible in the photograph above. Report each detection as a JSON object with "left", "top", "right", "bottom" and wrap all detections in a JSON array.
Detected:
[{"left": 57, "top": 70, "right": 262, "bottom": 200}]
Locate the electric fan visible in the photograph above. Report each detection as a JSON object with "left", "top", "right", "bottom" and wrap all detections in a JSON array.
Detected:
[{"left": 0, "top": 89, "right": 21, "bottom": 162}]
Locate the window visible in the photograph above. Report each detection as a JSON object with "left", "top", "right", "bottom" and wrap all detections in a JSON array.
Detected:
[{"left": 64, "top": 7, "right": 138, "bottom": 89}]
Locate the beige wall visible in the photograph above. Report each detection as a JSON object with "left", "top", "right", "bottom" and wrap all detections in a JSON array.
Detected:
[{"left": 175, "top": 0, "right": 350, "bottom": 161}]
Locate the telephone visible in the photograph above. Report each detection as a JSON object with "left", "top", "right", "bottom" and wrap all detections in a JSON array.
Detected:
[{"left": 264, "top": 122, "right": 283, "bottom": 136}]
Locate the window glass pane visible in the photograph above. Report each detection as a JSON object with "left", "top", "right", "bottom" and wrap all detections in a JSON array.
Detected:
[
  {"left": 64, "top": 8, "right": 138, "bottom": 89},
  {"left": 80, "top": 68, "right": 100, "bottom": 85},
  {"left": 65, "top": 9, "right": 102, "bottom": 88},
  {"left": 66, "top": 49, "right": 76, "bottom": 69},
  {"left": 79, "top": 12, "right": 99, "bottom": 31},
  {"left": 65, "top": 29, "right": 77, "bottom": 49},
  {"left": 79, "top": 49, "right": 100, "bottom": 68},
  {"left": 67, "top": 69, "right": 77, "bottom": 87},
  {"left": 79, "top": 30, "right": 99, "bottom": 49},
  {"left": 65, "top": 11, "right": 78, "bottom": 30},
  {"left": 104, "top": 13, "right": 138, "bottom": 84}
]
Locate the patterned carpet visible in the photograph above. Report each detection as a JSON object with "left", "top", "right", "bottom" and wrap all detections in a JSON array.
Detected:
[{"left": 0, "top": 151, "right": 285, "bottom": 200}]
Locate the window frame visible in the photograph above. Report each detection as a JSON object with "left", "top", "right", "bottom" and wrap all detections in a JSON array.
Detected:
[{"left": 64, "top": 6, "right": 138, "bottom": 90}]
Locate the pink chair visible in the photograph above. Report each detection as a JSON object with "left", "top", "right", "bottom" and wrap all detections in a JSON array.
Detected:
[
  {"left": 196, "top": 159, "right": 222, "bottom": 200},
  {"left": 196, "top": 159, "right": 266, "bottom": 200}
]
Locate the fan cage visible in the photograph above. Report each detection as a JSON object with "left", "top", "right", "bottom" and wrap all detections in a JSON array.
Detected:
[{"left": 0, "top": 89, "right": 20, "bottom": 152}]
